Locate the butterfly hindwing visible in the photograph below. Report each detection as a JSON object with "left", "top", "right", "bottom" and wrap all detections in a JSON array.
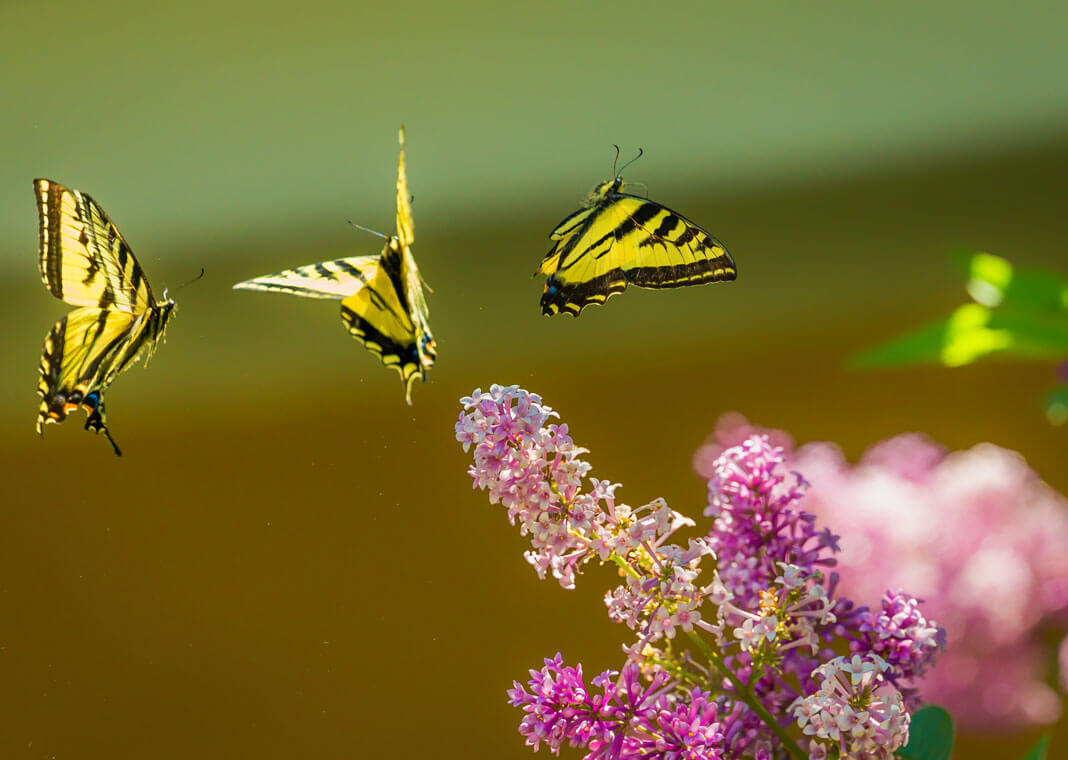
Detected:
[
  {"left": 35, "top": 179, "right": 153, "bottom": 313},
  {"left": 36, "top": 307, "right": 140, "bottom": 455},
  {"left": 538, "top": 181, "right": 736, "bottom": 316},
  {"left": 340, "top": 243, "right": 427, "bottom": 403}
]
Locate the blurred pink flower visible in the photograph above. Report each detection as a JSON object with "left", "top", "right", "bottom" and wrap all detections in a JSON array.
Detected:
[{"left": 696, "top": 416, "right": 1068, "bottom": 731}]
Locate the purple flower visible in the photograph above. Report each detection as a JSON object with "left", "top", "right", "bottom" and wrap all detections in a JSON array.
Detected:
[
  {"left": 703, "top": 437, "right": 839, "bottom": 610},
  {"left": 854, "top": 592, "right": 945, "bottom": 683},
  {"left": 509, "top": 655, "right": 725, "bottom": 760}
]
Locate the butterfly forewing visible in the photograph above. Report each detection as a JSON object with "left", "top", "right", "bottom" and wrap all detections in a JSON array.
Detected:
[
  {"left": 396, "top": 126, "right": 414, "bottom": 248},
  {"left": 233, "top": 256, "right": 380, "bottom": 299},
  {"left": 35, "top": 179, "right": 153, "bottom": 314}
]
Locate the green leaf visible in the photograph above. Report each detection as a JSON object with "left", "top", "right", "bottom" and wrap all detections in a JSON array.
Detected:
[
  {"left": 852, "top": 303, "right": 1068, "bottom": 369},
  {"left": 851, "top": 318, "right": 954, "bottom": 368},
  {"left": 1001, "top": 268, "right": 1068, "bottom": 311},
  {"left": 852, "top": 304, "right": 1011, "bottom": 368},
  {"left": 852, "top": 251, "right": 1068, "bottom": 369},
  {"left": 958, "top": 250, "right": 1068, "bottom": 310},
  {"left": 1020, "top": 734, "right": 1050, "bottom": 760},
  {"left": 964, "top": 252, "right": 1013, "bottom": 307},
  {"left": 897, "top": 705, "right": 954, "bottom": 760}
]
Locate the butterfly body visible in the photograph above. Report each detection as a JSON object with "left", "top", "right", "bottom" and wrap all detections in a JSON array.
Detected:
[
  {"left": 233, "top": 127, "right": 435, "bottom": 404},
  {"left": 538, "top": 176, "right": 736, "bottom": 316},
  {"left": 34, "top": 179, "right": 175, "bottom": 455}
]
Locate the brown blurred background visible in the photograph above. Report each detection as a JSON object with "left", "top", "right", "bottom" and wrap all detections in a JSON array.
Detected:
[{"left": 1, "top": 1, "right": 1065, "bottom": 757}]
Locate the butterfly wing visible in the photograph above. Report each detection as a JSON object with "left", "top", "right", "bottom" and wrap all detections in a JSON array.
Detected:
[
  {"left": 36, "top": 306, "right": 141, "bottom": 455},
  {"left": 34, "top": 179, "right": 154, "bottom": 313},
  {"left": 340, "top": 241, "right": 434, "bottom": 405},
  {"left": 396, "top": 126, "right": 414, "bottom": 248},
  {"left": 233, "top": 256, "right": 381, "bottom": 299},
  {"left": 538, "top": 193, "right": 736, "bottom": 316}
]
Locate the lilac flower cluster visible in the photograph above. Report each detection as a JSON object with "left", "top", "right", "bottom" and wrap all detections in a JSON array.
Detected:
[
  {"left": 703, "top": 435, "right": 838, "bottom": 611},
  {"left": 457, "top": 385, "right": 712, "bottom": 642},
  {"left": 789, "top": 654, "right": 909, "bottom": 760},
  {"left": 698, "top": 415, "right": 1068, "bottom": 730},
  {"left": 698, "top": 439, "right": 940, "bottom": 755},
  {"left": 459, "top": 386, "right": 944, "bottom": 760},
  {"left": 855, "top": 592, "right": 945, "bottom": 683},
  {"left": 509, "top": 654, "right": 725, "bottom": 760}
]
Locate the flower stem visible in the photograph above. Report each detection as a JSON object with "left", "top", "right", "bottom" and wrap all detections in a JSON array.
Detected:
[
  {"left": 685, "top": 630, "right": 806, "bottom": 760},
  {"left": 608, "top": 552, "right": 641, "bottom": 579}
]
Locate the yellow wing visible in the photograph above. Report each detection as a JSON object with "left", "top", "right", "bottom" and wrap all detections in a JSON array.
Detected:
[
  {"left": 36, "top": 307, "right": 138, "bottom": 455},
  {"left": 340, "top": 240, "right": 436, "bottom": 405},
  {"left": 233, "top": 256, "right": 381, "bottom": 299},
  {"left": 537, "top": 191, "right": 736, "bottom": 316},
  {"left": 34, "top": 179, "right": 154, "bottom": 314},
  {"left": 396, "top": 125, "right": 414, "bottom": 248}
]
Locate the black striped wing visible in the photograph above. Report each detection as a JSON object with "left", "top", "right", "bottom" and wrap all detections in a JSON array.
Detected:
[
  {"left": 36, "top": 304, "right": 173, "bottom": 456},
  {"left": 538, "top": 193, "right": 736, "bottom": 316},
  {"left": 34, "top": 179, "right": 154, "bottom": 314},
  {"left": 340, "top": 241, "right": 435, "bottom": 405},
  {"left": 233, "top": 256, "right": 381, "bottom": 299},
  {"left": 37, "top": 307, "right": 138, "bottom": 455}
]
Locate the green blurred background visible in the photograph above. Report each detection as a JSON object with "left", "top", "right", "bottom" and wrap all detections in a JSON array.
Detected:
[{"left": 1, "top": 1, "right": 1065, "bottom": 757}]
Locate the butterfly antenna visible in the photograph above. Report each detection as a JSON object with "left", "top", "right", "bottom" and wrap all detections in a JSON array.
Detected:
[
  {"left": 172, "top": 267, "right": 206, "bottom": 294},
  {"left": 347, "top": 220, "right": 388, "bottom": 239},
  {"left": 611, "top": 144, "right": 622, "bottom": 177},
  {"left": 617, "top": 148, "right": 644, "bottom": 177}
]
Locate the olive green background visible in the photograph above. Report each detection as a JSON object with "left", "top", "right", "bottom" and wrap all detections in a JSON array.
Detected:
[{"left": 1, "top": 1, "right": 1065, "bottom": 757}]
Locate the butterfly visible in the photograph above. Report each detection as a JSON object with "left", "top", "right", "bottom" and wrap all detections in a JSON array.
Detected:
[
  {"left": 536, "top": 149, "right": 737, "bottom": 316},
  {"left": 34, "top": 179, "right": 176, "bottom": 456},
  {"left": 233, "top": 126, "right": 435, "bottom": 404}
]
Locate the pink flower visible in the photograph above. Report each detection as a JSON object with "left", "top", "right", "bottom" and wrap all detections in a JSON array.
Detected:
[
  {"left": 699, "top": 414, "right": 1068, "bottom": 730},
  {"left": 789, "top": 654, "right": 909, "bottom": 760}
]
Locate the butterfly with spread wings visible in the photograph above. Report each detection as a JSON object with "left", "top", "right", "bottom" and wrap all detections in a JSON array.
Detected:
[
  {"left": 536, "top": 149, "right": 737, "bottom": 316},
  {"left": 34, "top": 179, "right": 176, "bottom": 456},
  {"left": 233, "top": 127, "right": 435, "bottom": 404}
]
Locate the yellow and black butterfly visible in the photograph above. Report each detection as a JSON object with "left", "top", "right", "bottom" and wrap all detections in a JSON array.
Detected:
[
  {"left": 34, "top": 179, "right": 176, "bottom": 456},
  {"left": 536, "top": 149, "right": 737, "bottom": 316},
  {"left": 233, "top": 127, "right": 435, "bottom": 404}
]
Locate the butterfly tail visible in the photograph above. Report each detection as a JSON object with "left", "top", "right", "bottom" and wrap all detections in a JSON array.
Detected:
[{"left": 83, "top": 391, "right": 122, "bottom": 456}]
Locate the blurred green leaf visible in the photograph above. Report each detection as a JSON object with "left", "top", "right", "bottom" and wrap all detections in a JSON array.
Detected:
[
  {"left": 964, "top": 251, "right": 1013, "bottom": 306},
  {"left": 897, "top": 705, "right": 954, "bottom": 760},
  {"left": 854, "top": 251, "right": 1067, "bottom": 369},
  {"left": 1020, "top": 734, "right": 1050, "bottom": 760},
  {"left": 1002, "top": 268, "right": 1068, "bottom": 310}
]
